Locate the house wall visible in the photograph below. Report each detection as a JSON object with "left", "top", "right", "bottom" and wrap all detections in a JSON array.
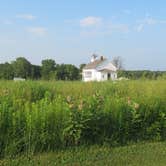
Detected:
[
  {"left": 99, "top": 72, "right": 107, "bottom": 81},
  {"left": 83, "top": 69, "right": 117, "bottom": 82},
  {"left": 82, "top": 69, "right": 96, "bottom": 82},
  {"left": 111, "top": 72, "right": 117, "bottom": 80}
]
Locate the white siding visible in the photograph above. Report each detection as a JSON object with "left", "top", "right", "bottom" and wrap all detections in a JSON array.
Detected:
[
  {"left": 111, "top": 72, "right": 117, "bottom": 80},
  {"left": 99, "top": 72, "right": 107, "bottom": 81},
  {"left": 82, "top": 69, "right": 96, "bottom": 82},
  {"left": 82, "top": 69, "right": 117, "bottom": 82}
]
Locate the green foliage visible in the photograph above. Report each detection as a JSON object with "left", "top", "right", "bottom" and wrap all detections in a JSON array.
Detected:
[
  {"left": 30, "top": 65, "right": 41, "bottom": 79},
  {"left": 0, "top": 57, "right": 80, "bottom": 80},
  {"left": 56, "top": 64, "right": 79, "bottom": 80},
  {"left": 0, "top": 80, "right": 166, "bottom": 158},
  {"left": 0, "top": 63, "right": 14, "bottom": 80},
  {"left": 118, "top": 70, "right": 166, "bottom": 80},
  {"left": 12, "top": 57, "right": 32, "bottom": 79},
  {"left": 41, "top": 59, "right": 56, "bottom": 80}
]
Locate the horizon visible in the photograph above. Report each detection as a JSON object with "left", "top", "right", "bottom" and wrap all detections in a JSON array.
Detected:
[
  {"left": 0, "top": 0, "right": 166, "bottom": 70},
  {"left": 1, "top": 55, "right": 166, "bottom": 72}
]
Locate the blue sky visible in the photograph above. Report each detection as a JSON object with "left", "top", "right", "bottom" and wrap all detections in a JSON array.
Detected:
[{"left": 0, "top": 0, "right": 166, "bottom": 70}]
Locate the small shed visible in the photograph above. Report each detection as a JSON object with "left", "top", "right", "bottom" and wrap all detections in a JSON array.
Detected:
[{"left": 13, "top": 77, "right": 26, "bottom": 81}]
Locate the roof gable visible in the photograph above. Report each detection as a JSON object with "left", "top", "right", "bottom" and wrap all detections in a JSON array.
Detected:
[
  {"left": 83, "top": 58, "right": 107, "bottom": 69},
  {"left": 83, "top": 57, "right": 117, "bottom": 71},
  {"left": 97, "top": 62, "right": 117, "bottom": 72}
]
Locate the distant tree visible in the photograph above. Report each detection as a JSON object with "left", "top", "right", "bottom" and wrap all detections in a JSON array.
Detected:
[
  {"left": 31, "top": 65, "right": 41, "bottom": 79},
  {"left": 79, "top": 64, "right": 86, "bottom": 71},
  {"left": 65, "top": 64, "right": 79, "bottom": 80},
  {"left": 112, "top": 56, "right": 124, "bottom": 70},
  {"left": 12, "top": 57, "right": 31, "bottom": 78},
  {"left": 56, "top": 64, "right": 79, "bottom": 80},
  {"left": 41, "top": 59, "right": 56, "bottom": 80},
  {"left": 56, "top": 64, "right": 65, "bottom": 80},
  {"left": 0, "top": 63, "right": 14, "bottom": 80},
  {"left": 79, "top": 64, "right": 86, "bottom": 79},
  {"left": 118, "top": 70, "right": 166, "bottom": 80}
]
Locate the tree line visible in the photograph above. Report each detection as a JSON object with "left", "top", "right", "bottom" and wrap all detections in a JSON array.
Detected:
[
  {"left": 0, "top": 57, "right": 85, "bottom": 80},
  {"left": 0, "top": 57, "right": 165, "bottom": 80},
  {"left": 118, "top": 70, "right": 166, "bottom": 80}
]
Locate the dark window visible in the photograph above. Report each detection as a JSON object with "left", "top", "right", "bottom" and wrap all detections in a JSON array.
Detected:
[{"left": 108, "top": 73, "right": 111, "bottom": 80}]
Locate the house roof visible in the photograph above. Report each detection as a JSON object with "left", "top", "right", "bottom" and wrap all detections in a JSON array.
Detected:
[
  {"left": 83, "top": 57, "right": 117, "bottom": 72},
  {"left": 97, "top": 62, "right": 117, "bottom": 72},
  {"left": 83, "top": 58, "right": 107, "bottom": 69}
]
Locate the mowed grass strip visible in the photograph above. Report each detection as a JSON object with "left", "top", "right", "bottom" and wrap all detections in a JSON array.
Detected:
[{"left": 1, "top": 142, "right": 166, "bottom": 166}]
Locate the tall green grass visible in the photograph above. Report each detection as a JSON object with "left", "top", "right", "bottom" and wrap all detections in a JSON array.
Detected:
[{"left": 0, "top": 80, "right": 166, "bottom": 158}]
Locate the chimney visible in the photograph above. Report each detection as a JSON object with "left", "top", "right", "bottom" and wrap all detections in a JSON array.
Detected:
[
  {"left": 100, "top": 56, "right": 104, "bottom": 61},
  {"left": 91, "top": 54, "right": 97, "bottom": 62}
]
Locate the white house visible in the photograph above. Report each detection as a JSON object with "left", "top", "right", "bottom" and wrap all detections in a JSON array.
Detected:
[{"left": 82, "top": 55, "right": 117, "bottom": 82}]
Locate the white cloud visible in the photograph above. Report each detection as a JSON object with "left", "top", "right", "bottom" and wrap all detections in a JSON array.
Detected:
[
  {"left": 16, "top": 14, "right": 37, "bottom": 20},
  {"left": 26, "top": 27, "right": 47, "bottom": 36},
  {"left": 80, "top": 16, "right": 102, "bottom": 27},
  {"left": 80, "top": 21, "right": 129, "bottom": 38},
  {"left": 136, "top": 15, "right": 166, "bottom": 32},
  {"left": 78, "top": 16, "right": 129, "bottom": 37}
]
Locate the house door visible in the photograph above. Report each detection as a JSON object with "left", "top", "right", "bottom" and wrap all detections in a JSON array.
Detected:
[{"left": 107, "top": 73, "right": 111, "bottom": 80}]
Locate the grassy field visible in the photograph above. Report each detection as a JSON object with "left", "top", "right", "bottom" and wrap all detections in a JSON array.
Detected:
[
  {"left": 0, "top": 80, "right": 166, "bottom": 158},
  {"left": 1, "top": 141, "right": 166, "bottom": 166}
]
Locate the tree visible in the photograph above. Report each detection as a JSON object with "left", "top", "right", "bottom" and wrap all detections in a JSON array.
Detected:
[
  {"left": 79, "top": 64, "right": 86, "bottom": 71},
  {"left": 31, "top": 65, "right": 41, "bottom": 79},
  {"left": 56, "top": 64, "right": 79, "bottom": 80},
  {"left": 112, "top": 56, "right": 124, "bottom": 70},
  {"left": 79, "top": 64, "right": 86, "bottom": 79},
  {"left": 12, "top": 57, "right": 31, "bottom": 78},
  {"left": 0, "top": 63, "right": 14, "bottom": 80},
  {"left": 65, "top": 64, "right": 79, "bottom": 80},
  {"left": 41, "top": 59, "right": 56, "bottom": 80}
]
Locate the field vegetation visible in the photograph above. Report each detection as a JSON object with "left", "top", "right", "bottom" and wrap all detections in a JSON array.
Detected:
[{"left": 0, "top": 80, "right": 166, "bottom": 158}]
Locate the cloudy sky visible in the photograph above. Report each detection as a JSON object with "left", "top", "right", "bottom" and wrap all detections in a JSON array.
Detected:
[{"left": 0, "top": 0, "right": 166, "bottom": 70}]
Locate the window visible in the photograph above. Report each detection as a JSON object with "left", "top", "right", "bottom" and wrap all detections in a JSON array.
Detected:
[
  {"left": 84, "top": 71, "right": 92, "bottom": 78},
  {"left": 107, "top": 73, "right": 111, "bottom": 80}
]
